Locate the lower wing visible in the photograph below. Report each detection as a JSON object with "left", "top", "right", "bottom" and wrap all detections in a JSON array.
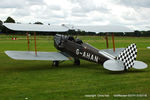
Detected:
[{"left": 5, "top": 51, "right": 71, "bottom": 61}]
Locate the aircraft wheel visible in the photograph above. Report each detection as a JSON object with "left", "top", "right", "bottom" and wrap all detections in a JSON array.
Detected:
[
  {"left": 52, "top": 61, "right": 59, "bottom": 67},
  {"left": 74, "top": 59, "right": 80, "bottom": 65}
]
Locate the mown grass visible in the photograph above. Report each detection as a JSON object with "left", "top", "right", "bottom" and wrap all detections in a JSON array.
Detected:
[{"left": 0, "top": 34, "right": 150, "bottom": 100}]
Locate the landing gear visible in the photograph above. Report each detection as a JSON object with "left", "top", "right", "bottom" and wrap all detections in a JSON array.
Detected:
[
  {"left": 74, "top": 58, "right": 80, "bottom": 65},
  {"left": 52, "top": 61, "right": 59, "bottom": 67}
]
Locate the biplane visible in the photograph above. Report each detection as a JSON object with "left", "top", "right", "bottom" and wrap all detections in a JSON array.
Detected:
[{"left": 3, "top": 23, "right": 147, "bottom": 71}]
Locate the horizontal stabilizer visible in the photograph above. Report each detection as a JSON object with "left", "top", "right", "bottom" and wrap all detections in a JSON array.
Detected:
[
  {"left": 103, "top": 60, "right": 124, "bottom": 71},
  {"left": 5, "top": 51, "right": 70, "bottom": 61},
  {"left": 103, "top": 43, "right": 148, "bottom": 71},
  {"left": 99, "top": 48, "right": 125, "bottom": 57},
  {"left": 133, "top": 61, "right": 148, "bottom": 69}
]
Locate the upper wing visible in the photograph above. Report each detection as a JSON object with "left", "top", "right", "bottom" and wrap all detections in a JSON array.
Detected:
[
  {"left": 3, "top": 23, "right": 68, "bottom": 32},
  {"left": 3, "top": 23, "right": 133, "bottom": 33},
  {"left": 70, "top": 25, "right": 133, "bottom": 32},
  {"left": 5, "top": 51, "right": 71, "bottom": 61}
]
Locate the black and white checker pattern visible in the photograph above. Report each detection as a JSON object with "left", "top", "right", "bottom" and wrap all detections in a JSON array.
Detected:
[{"left": 116, "top": 43, "right": 137, "bottom": 70}]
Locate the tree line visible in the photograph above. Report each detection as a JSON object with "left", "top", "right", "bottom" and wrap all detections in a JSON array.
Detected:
[{"left": 0, "top": 16, "right": 150, "bottom": 36}]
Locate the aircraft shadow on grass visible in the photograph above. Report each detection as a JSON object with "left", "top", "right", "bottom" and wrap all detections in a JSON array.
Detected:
[
  {"left": 2, "top": 61, "right": 147, "bottom": 75},
  {"left": 3, "top": 62, "right": 99, "bottom": 72}
]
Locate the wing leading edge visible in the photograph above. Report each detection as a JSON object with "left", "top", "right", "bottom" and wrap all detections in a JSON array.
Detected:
[{"left": 5, "top": 51, "right": 70, "bottom": 61}]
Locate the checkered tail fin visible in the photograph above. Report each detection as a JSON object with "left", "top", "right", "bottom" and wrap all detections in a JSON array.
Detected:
[{"left": 116, "top": 43, "right": 137, "bottom": 70}]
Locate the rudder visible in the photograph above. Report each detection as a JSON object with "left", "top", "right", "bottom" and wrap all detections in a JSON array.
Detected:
[{"left": 116, "top": 43, "right": 137, "bottom": 70}]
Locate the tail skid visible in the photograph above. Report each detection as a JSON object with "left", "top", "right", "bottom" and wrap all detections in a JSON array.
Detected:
[{"left": 103, "top": 43, "right": 147, "bottom": 71}]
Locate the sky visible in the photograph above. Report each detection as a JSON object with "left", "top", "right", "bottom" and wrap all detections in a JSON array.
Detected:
[{"left": 0, "top": 0, "right": 150, "bottom": 31}]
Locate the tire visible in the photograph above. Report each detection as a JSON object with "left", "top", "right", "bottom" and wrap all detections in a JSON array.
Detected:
[
  {"left": 74, "top": 58, "right": 80, "bottom": 65},
  {"left": 52, "top": 61, "right": 59, "bottom": 67}
]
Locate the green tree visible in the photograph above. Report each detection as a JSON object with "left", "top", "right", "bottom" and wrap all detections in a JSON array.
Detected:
[
  {"left": 134, "top": 30, "right": 141, "bottom": 37},
  {"left": 4, "top": 17, "right": 15, "bottom": 23},
  {"left": 34, "top": 21, "right": 43, "bottom": 25}
]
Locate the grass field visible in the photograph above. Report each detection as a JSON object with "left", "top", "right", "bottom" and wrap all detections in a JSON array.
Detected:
[{"left": 0, "top": 35, "right": 150, "bottom": 100}]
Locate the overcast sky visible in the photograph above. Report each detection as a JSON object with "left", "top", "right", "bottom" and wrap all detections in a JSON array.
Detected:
[{"left": 0, "top": 0, "right": 150, "bottom": 30}]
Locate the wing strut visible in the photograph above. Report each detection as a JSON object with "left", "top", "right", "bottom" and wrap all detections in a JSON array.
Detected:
[
  {"left": 112, "top": 33, "right": 115, "bottom": 52},
  {"left": 105, "top": 33, "right": 109, "bottom": 48},
  {"left": 34, "top": 32, "right": 37, "bottom": 56},
  {"left": 27, "top": 32, "right": 30, "bottom": 51}
]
